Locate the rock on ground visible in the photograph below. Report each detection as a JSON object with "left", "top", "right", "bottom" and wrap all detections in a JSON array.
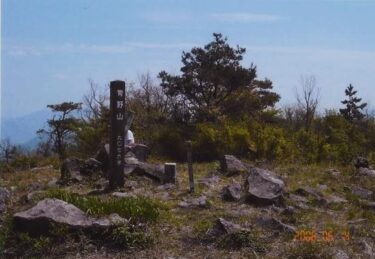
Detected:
[
  {"left": 220, "top": 155, "right": 249, "bottom": 176},
  {"left": 255, "top": 215, "right": 296, "bottom": 234},
  {"left": 245, "top": 167, "right": 284, "bottom": 205},
  {"left": 207, "top": 218, "right": 248, "bottom": 237},
  {"left": 221, "top": 183, "right": 242, "bottom": 201},
  {"left": 178, "top": 196, "right": 208, "bottom": 209},
  {"left": 358, "top": 167, "right": 375, "bottom": 177},
  {"left": 13, "top": 198, "right": 127, "bottom": 235},
  {"left": 354, "top": 156, "right": 369, "bottom": 169}
]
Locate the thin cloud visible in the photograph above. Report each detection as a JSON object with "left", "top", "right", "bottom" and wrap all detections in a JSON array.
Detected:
[
  {"left": 5, "top": 43, "right": 133, "bottom": 56},
  {"left": 243, "top": 45, "right": 375, "bottom": 60},
  {"left": 210, "top": 13, "right": 284, "bottom": 23}
]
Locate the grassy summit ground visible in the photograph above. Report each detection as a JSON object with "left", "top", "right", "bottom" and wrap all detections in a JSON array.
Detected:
[{"left": 0, "top": 161, "right": 374, "bottom": 258}]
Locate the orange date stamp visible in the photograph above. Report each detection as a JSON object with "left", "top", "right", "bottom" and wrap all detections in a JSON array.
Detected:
[{"left": 293, "top": 229, "right": 350, "bottom": 243}]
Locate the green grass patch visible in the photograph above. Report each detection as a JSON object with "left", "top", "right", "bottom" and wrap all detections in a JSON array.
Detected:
[{"left": 47, "top": 189, "right": 168, "bottom": 223}]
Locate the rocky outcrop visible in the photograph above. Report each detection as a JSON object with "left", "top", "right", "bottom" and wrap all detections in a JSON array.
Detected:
[
  {"left": 220, "top": 155, "right": 249, "bottom": 176},
  {"left": 221, "top": 183, "right": 242, "bottom": 201},
  {"left": 245, "top": 167, "right": 284, "bottom": 205},
  {"left": 178, "top": 196, "right": 208, "bottom": 208},
  {"left": 207, "top": 218, "right": 248, "bottom": 237},
  {"left": 358, "top": 167, "right": 375, "bottom": 177},
  {"left": 13, "top": 198, "right": 127, "bottom": 235},
  {"left": 0, "top": 187, "right": 10, "bottom": 213}
]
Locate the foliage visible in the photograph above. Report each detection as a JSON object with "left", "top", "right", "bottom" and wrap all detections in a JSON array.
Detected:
[
  {"left": 159, "top": 33, "right": 280, "bottom": 122},
  {"left": 47, "top": 189, "right": 168, "bottom": 223},
  {"left": 339, "top": 84, "right": 367, "bottom": 122},
  {"left": 38, "top": 102, "right": 82, "bottom": 160}
]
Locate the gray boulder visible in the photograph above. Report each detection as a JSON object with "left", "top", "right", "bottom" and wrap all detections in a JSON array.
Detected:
[
  {"left": 13, "top": 198, "right": 127, "bottom": 234},
  {"left": 245, "top": 167, "right": 284, "bottom": 205},
  {"left": 0, "top": 187, "right": 10, "bottom": 213},
  {"left": 354, "top": 156, "right": 369, "bottom": 169},
  {"left": 178, "top": 196, "right": 208, "bottom": 209},
  {"left": 221, "top": 183, "right": 242, "bottom": 201},
  {"left": 358, "top": 167, "right": 375, "bottom": 177},
  {"left": 207, "top": 218, "right": 248, "bottom": 237},
  {"left": 256, "top": 215, "right": 296, "bottom": 234},
  {"left": 220, "top": 155, "right": 249, "bottom": 176}
]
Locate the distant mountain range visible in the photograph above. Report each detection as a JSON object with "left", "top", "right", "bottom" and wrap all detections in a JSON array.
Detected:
[{"left": 1, "top": 109, "right": 52, "bottom": 148}]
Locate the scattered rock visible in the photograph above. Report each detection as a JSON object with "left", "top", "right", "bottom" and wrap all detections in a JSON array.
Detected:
[
  {"left": 60, "top": 158, "right": 84, "bottom": 182},
  {"left": 350, "top": 186, "right": 373, "bottom": 200},
  {"left": 178, "top": 196, "right": 208, "bottom": 208},
  {"left": 245, "top": 167, "right": 284, "bottom": 205},
  {"left": 256, "top": 215, "right": 296, "bottom": 234},
  {"left": 293, "top": 187, "right": 326, "bottom": 206},
  {"left": 359, "top": 240, "right": 374, "bottom": 259},
  {"left": 325, "top": 195, "right": 348, "bottom": 205},
  {"left": 30, "top": 165, "right": 54, "bottom": 172},
  {"left": 0, "top": 187, "right": 10, "bottom": 213},
  {"left": 112, "top": 192, "right": 137, "bottom": 198},
  {"left": 156, "top": 183, "right": 175, "bottom": 191},
  {"left": 131, "top": 162, "right": 176, "bottom": 184},
  {"left": 207, "top": 218, "right": 248, "bottom": 237},
  {"left": 333, "top": 249, "right": 349, "bottom": 259},
  {"left": 13, "top": 198, "right": 127, "bottom": 235},
  {"left": 221, "top": 183, "right": 242, "bottom": 201},
  {"left": 220, "top": 155, "right": 249, "bottom": 176},
  {"left": 354, "top": 156, "right": 369, "bottom": 169},
  {"left": 80, "top": 158, "right": 103, "bottom": 175},
  {"left": 358, "top": 167, "right": 375, "bottom": 177},
  {"left": 126, "top": 144, "right": 150, "bottom": 162}
]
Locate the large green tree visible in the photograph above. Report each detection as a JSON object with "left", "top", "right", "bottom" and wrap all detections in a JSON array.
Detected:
[{"left": 158, "top": 33, "right": 280, "bottom": 122}]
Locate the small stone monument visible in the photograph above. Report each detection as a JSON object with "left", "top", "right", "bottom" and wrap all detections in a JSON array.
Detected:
[{"left": 109, "top": 80, "right": 126, "bottom": 189}]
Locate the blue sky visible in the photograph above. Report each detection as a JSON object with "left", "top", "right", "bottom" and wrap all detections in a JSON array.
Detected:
[{"left": 2, "top": 0, "right": 375, "bottom": 120}]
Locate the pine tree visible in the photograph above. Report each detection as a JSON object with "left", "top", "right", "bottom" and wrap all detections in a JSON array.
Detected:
[{"left": 339, "top": 84, "right": 367, "bottom": 122}]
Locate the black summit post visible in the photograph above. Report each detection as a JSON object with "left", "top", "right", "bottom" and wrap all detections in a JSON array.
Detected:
[{"left": 109, "top": 80, "right": 125, "bottom": 189}]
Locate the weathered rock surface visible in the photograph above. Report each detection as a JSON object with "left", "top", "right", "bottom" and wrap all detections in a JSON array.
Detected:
[
  {"left": 333, "top": 249, "right": 349, "bottom": 259},
  {"left": 245, "top": 167, "right": 284, "bottom": 205},
  {"left": 207, "top": 218, "right": 248, "bottom": 237},
  {"left": 220, "top": 155, "right": 249, "bottom": 176},
  {"left": 13, "top": 198, "right": 127, "bottom": 234},
  {"left": 178, "top": 196, "right": 208, "bottom": 208},
  {"left": 60, "top": 158, "right": 83, "bottom": 182},
  {"left": 221, "top": 183, "right": 242, "bottom": 201},
  {"left": 0, "top": 187, "right": 10, "bottom": 213},
  {"left": 131, "top": 162, "right": 176, "bottom": 183},
  {"left": 126, "top": 144, "right": 150, "bottom": 162},
  {"left": 256, "top": 215, "right": 296, "bottom": 234},
  {"left": 358, "top": 167, "right": 375, "bottom": 177}
]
